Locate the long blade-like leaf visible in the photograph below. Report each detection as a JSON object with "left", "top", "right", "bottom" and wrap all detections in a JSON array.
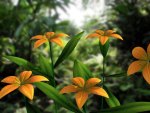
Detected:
[
  {"left": 101, "top": 102, "right": 150, "bottom": 113},
  {"left": 38, "top": 55, "right": 54, "bottom": 85},
  {"left": 39, "top": 55, "right": 53, "bottom": 76},
  {"left": 104, "top": 86, "right": 120, "bottom": 108},
  {"left": 105, "top": 72, "right": 127, "bottom": 77},
  {"left": 34, "top": 82, "right": 83, "bottom": 113},
  {"left": 54, "top": 31, "right": 84, "bottom": 67},
  {"left": 135, "top": 89, "right": 150, "bottom": 96},
  {"left": 73, "top": 59, "right": 93, "bottom": 80},
  {"left": 4, "top": 56, "right": 40, "bottom": 74},
  {"left": 4, "top": 56, "right": 30, "bottom": 67}
]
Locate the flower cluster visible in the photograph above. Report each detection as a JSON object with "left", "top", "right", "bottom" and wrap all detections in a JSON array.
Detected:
[
  {"left": 128, "top": 44, "right": 150, "bottom": 84},
  {"left": 60, "top": 77, "right": 108, "bottom": 109},
  {"left": 0, "top": 71, "right": 48, "bottom": 100},
  {"left": 1, "top": 29, "right": 149, "bottom": 111},
  {"left": 31, "top": 32, "right": 69, "bottom": 48},
  {"left": 87, "top": 30, "right": 123, "bottom": 45}
]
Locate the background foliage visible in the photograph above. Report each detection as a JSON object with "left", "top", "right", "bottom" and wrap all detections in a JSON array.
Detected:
[{"left": 0, "top": 0, "right": 150, "bottom": 113}]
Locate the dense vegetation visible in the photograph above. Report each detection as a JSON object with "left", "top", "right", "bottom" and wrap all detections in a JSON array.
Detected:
[{"left": 0, "top": 0, "right": 150, "bottom": 113}]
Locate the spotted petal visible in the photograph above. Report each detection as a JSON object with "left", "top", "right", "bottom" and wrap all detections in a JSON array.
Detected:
[
  {"left": 142, "top": 63, "right": 150, "bottom": 84},
  {"left": 86, "top": 33, "right": 100, "bottom": 38},
  {"left": 127, "top": 61, "right": 147, "bottom": 75},
  {"left": 18, "top": 84, "right": 34, "bottom": 100},
  {"left": 132, "top": 47, "right": 148, "bottom": 60},
  {"left": 99, "top": 36, "right": 109, "bottom": 45},
  {"left": 50, "top": 38, "right": 64, "bottom": 47},
  {"left": 0, "top": 85, "right": 19, "bottom": 99},
  {"left": 95, "top": 30, "right": 104, "bottom": 35},
  {"left": 75, "top": 91, "right": 88, "bottom": 109},
  {"left": 31, "top": 35, "right": 44, "bottom": 40},
  {"left": 1, "top": 76, "right": 20, "bottom": 84},
  {"left": 85, "top": 78, "right": 101, "bottom": 88},
  {"left": 72, "top": 77, "right": 85, "bottom": 87},
  {"left": 88, "top": 87, "right": 109, "bottom": 98},
  {"left": 55, "top": 33, "right": 69, "bottom": 38},
  {"left": 105, "top": 30, "right": 115, "bottom": 36},
  {"left": 60, "top": 85, "right": 79, "bottom": 94},
  {"left": 45, "top": 32, "right": 55, "bottom": 39},
  {"left": 19, "top": 71, "right": 32, "bottom": 82},
  {"left": 34, "top": 39, "right": 47, "bottom": 48},
  {"left": 110, "top": 34, "right": 123, "bottom": 40},
  {"left": 25, "top": 75, "right": 49, "bottom": 83}
]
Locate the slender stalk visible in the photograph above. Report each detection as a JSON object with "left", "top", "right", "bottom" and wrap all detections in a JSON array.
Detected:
[
  {"left": 83, "top": 103, "right": 87, "bottom": 113},
  {"left": 49, "top": 42, "right": 58, "bottom": 113},
  {"left": 102, "top": 57, "right": 105, "bottom": 85},
  {"left": 49, "top": 42, "right": 56, "bottom": 86},
  {"left": 101, "top": 57, "right": 105, "bottom": 109},
  {"left": 24, "top": 96, "right": 27, "bottom": 105}
]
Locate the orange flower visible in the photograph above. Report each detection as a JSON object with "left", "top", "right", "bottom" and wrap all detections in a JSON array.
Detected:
[
  {"left": 31, "top": 32, "right": 69, "bottom": 48},
  {"left": 60, "top": 77, "right": 109, "bottom": 109},
  {"left": 87, "top": 30, "right": 123, "bottom": 45},
  {"left": 127, "top": 44, "right": 150, "bottom": 84},
  {"left": 0, "top": 71, "right": 48, "bottom": 100}
]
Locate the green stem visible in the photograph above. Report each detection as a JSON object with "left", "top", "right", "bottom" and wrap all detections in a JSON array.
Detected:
[
  {"left": 83, "top": 103, "right": 87, "bottom": 113},
  {"left": 102, "top": 57, "right": 105, "bottom": 85},
  {"left": 49, "top": 42, "right": 56, "bottom": 87},
  {"left": 49, "top": 42, "right": 58, "bottom": 113},
  {"left": 24, "top": 96, "right": 27, "bottom": 105},
  {"left": 101, "top": 57, "right": 105, "bottom": 110}
]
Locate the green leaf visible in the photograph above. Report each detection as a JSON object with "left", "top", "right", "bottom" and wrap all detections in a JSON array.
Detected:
[
  {"left": 73, "top": 59, "right": 93, "bottom": 80},
  {"left": 135, "top": 89, "right": 150, "bottom": 96},
  {"left": 101, "top": 102, "right": 150, "bottom": 113},
  {"left": 4, "top": 56, "right": 40, "bottom": 74},
  {"left": 4, "top": 56, "right": 30, "bottom": 67},
  {"left": 104, "top": 86, "right": 120, "bottom": 108},
  {"left": 99, "top": 40, "right": 109, "bottom": 58},
  {"left": 105, "top": 72, "right": 127, "bottom": 77},
  {"left": 38, "top": 55, "right": 55, "bottom": 86},
  {"left": 38, "top": 55, "right": 53, "bottom": 76},
  {"left": 34, "top": 82, "right": 83, "bottom": 113},
  {"left": 26, "top": 101, "right": 41, "bottom": 113},
  {"left": 54, "top": 31, "right": 84, "bottom": 67}
]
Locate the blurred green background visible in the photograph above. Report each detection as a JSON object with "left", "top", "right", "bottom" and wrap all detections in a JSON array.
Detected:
[{"left": 0, "top": 0, "right": 150, "bottom": 113}]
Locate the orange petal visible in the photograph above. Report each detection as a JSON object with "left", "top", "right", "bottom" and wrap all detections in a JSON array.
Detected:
[
  {"left": 72, "top": 77, "right": 85, "bottom": 87},
  {"left": 99, "top": 36, "right": 109, "bottom": 45},
  {"left": 31, "top": 35, "right": 44, "bottom": 40},
  {"left": 50, "top": 38, "right": 64, "bottom": 47},
  {"left": 60, "top": 85, "right": 79, "bottom": 94},
  {"left": 105, "top": 30, "right": 115, "bottom": 36},
  {"left": 25, "top": 75, "right": 49, "bottom": 83},
  {"left": 34, "top": 39, "right": 47, "bottom": 48},
  {"left": 85, "top": 78, "right": 101, "bottom": 88},
  {"left": 142, "top": 63, "right": 150, "bottom": 84},
  {"left": 18, "top": 84, "right": 34, "bottom": 100},
  {"left": 86, "top": 33, "right": 100, "bottom": 38},
  {"left": 54, "top": 33, "right": 69, "bottom": 38},
  {"left": 45, "top": 32, "right": 55, "bottom": 39},
  {"left": 147, "top": 44, "right": 150, "bottom": 59},
  {"left": 95, "top": 30, "right": 104, "bottom": 35},
  {"left": 0, "top": 85, "right": 19, "bottom": 99},
  {"left": 110, "top": 34, "right": 123, "bottom": 40},
  {"left": 19, "top": 71, "right": 32, "bottom": 82},
  {"left": 75, "top": 91, "right": 88, "bottom": 109},
  {"left": 127, "top": 61, "right": 147, "bottom": 75},
  {"left": 132, "top": 47, "right": 148, "bottom": 60},
  {"left": 88, "top": 87, "right": 109, "bottom": 98},
  {"left": 1, "top": 76, "right": 20, "bottom": 84}
]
